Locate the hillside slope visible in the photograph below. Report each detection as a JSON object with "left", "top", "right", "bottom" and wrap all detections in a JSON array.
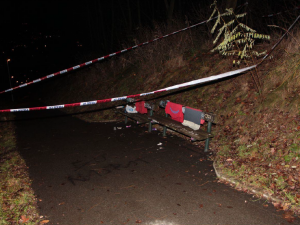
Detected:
[{"left": 43, "top": 28, "right": 300, "bottom": 214}]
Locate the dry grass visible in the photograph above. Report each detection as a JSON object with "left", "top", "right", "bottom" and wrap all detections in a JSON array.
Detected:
[{"left": 0, "top": 116, "right": 41, "bottom": 224}]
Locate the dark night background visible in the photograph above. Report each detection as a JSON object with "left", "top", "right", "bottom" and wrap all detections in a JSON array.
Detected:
[{"left": 0, "top": 0, "right": 297, "bottom": 97}]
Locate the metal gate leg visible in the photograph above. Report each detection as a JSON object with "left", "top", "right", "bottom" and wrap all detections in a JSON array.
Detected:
[
  {"left": 148, "top": 108, "right": 153, "bottom": 132},
  {"left": 163, "top": 113, "right": 167, "bottom": 137},
  {"left": 148, "top": 121, "right": 152, "bottom": 132},
  {"left": 204, "top": 121, "right": 212, "bottom": 152}
]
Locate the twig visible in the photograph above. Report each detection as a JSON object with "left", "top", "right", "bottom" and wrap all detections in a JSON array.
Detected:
[
  {"left": 268, "top": 25, "right": 300, "bottom": 46},
  {"left": 88, "top": 203, "right": 100, "bottom": 211},
  {"left": 198, "top": 181, "right": 210, "bottom": 186},
  {"left": 120, "top": 185, "right": 135, "bottom": 189}
]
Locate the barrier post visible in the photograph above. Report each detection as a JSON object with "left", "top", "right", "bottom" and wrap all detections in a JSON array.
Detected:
[
  {"left": 204, "top": 121, "right": 212, "bottom": 152},
  {"left": 163, "top": 113, "right": 167, "bottom": 137},
  {"left": 148, "top": 108, "right": 153, "bottom": 132}
]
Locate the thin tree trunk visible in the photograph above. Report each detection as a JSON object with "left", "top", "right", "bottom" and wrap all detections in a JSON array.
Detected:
[
  {"left": 99, "top": 1, "right": 107, "bottom": 52},
  {"left": 127, "top": 0, "right": 132, "bottom": 31},
  {"left": 119, "top": 0, "right": 128, "bottom": 29},
  {"left": 164, "top": 0, "right": 175, "bottom": 25},
  {"left": 178, "top": 0, "right": 182, "bottom": 18},
  {"left": 152, "top": 0, "right": 154, "bottom": 23},
  {"left": 137, "top": 0, "right": 141, "bottom": 28},
  {"left": 225, "top": 0, "right": 237, "bottom": 10},
  {"left": 86, "top": 4, "right": 95, "bottom": 50},
  {"left": 111, "top": 0, "right": 115, "bottom": 51}
]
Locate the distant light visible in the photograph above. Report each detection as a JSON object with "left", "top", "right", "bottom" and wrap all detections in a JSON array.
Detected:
[
  {"left": 16, "top": 81, "right": 19, "bottom": 83},
  {"left": 45, "top": 45, "right": 47, "bottom": 47},
  {"left": 11, "top": 76, "right": 14, "bottom": 79},
  {"left": 12, "top": 49, "right": 14, "bottom": 51},
  {"left": 21, "top": 82, "right": 23, "bottom": 84},
  {"left": 7, "top": 59, "right": 11, "bottom": 62}
]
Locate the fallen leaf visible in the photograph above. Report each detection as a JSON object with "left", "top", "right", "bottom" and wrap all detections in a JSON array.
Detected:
[
  {"left": 21, "top": 215, "right": 30, "bottom": 223},
  {"left": 199, "top": 204, "right": 203, "bottom": 208},
  {"left": 227, "top": 206, "right": 233, "bottom": 208},
  {"left": 136, "top": 220, "right": 142, "bottom": 223},
  {"left": 41, "top": 220, "right": 50, "bottom": 224},
  {"left": 263, "top": 204, "right": 269, "bottom": 208},
  {"left": 282, "top": 211, "right": 295, "bottom": 223},
  {"left": 270, "top": 148, "right": 275, "bottom": 155},
  {"left": 282, "top": 203, "right": 291, "bottom": 211},
  {"left": 270, "top": 183, "right": 275, "bottom": 190},
  {"left": 272, "top": 202, "right": 281, "bottom": 209}
]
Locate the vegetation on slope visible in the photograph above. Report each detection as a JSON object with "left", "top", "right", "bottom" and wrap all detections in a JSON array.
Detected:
[
  {"left": 43, "top": 11, "right": 300, "bottom": 215},
  {"left": 0, "top": 115, "right": 43, "bottom": 224}
]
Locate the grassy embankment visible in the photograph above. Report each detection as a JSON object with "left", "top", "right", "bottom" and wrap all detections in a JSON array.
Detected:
[
  {"left": 44, "top": 23, "right": 300, "bottom": 214},
  {"left": 0, "top": 115, "right": 44, "bottom": 224}
]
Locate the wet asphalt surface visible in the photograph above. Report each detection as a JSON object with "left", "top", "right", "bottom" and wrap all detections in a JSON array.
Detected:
[{"left": 15, "top": 109, "right": 300, "bottom": 225}]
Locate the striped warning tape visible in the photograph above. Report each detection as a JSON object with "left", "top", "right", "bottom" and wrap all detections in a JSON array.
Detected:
[
  {"left": 0, "top": 65, "right": 256, "bottom": 113},
  {"left": 1, "top": 14, "right": 299, "bottom": 113},
  {"left": 0, "top": 2, "right": 290, "bottom": 95},
  {"left": 0, "top": 16, "right": 218, "bottom": 95}
]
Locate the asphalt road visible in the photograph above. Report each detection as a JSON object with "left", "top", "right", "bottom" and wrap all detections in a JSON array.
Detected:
[{"left": 15, "top": 109, "right": 299, "bottom": 225}]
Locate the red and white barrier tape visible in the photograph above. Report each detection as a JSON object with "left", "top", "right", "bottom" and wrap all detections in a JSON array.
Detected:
[
  {"left": 0, "top": 16, "right": 218, "bottom": 95},
  {"left": 1, "top": 14, "right": 299, "bottom": 113},
  {"left": 262, "top": 6, "right": 300, "bottom": 18},
  {"left": 1, "top": 2, "right": 289, "bottom": 95},
  {"left": 0, "top": 65, "right": 256, "bottom": 113}
]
